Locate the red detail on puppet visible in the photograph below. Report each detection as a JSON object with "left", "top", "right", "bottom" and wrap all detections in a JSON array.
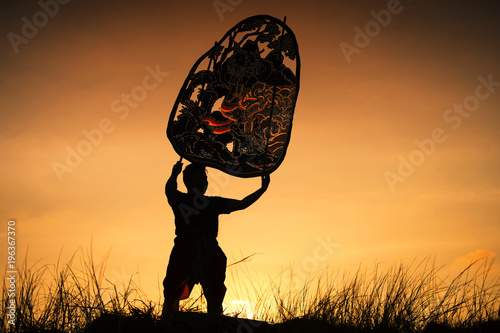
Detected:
[
  {"left": 202, "top": 118, "right": 232, "bottom": 127},
  {"left": 213, "top": 128, "right": 230, "bottom": 134},
  {"left": 202, "top": 116, "right": 233, "bottom": 134}
]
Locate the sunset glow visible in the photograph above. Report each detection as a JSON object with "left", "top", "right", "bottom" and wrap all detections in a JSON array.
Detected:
[{"left": 1, "top": 0, "right": 499, "bottom": 316}]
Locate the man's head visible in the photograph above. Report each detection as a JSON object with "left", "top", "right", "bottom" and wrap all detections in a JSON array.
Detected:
[{"left": 183, "top": 163, "right": 208, "bottom": 194}]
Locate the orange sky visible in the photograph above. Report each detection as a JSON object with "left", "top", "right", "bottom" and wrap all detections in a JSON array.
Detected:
[{"left": 1, "top": 0, "right": 499, "bottom": 315}]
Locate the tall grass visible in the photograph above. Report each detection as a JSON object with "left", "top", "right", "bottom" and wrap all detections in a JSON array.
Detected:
[
  {"left": 1, "top": 251, "right": 499, "bottom": 332},
  {"left": 248, "top": 257, "right": 500, "bottom": 331},
  {"left": 1, "top": 248, "right": 158, "bottom": 332}
]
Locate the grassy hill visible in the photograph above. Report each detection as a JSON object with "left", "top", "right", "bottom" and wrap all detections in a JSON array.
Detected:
[{"left": 2, "top": 252, "right": 499, "bottom": 332}]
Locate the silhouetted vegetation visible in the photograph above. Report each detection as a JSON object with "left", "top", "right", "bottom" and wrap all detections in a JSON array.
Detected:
[{"left": 2, "top": 250, "right": 499, "bottom": 332}]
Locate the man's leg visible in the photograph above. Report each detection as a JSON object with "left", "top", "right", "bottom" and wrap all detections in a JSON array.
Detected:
[
  {"left": 162, "top": 242, "right": 193, "bottom": 316},
  {"left": 204, "top": 283, "right": 226, "bottom": 315},
  {"left": 202, "top": 245, "right": 227, "bottom": 315},
  {"left": 162, "top": 297, "right": 179, "bottom": 315},
  {"left": 162, "top": 271, "right": 182, "bottom": 314}
]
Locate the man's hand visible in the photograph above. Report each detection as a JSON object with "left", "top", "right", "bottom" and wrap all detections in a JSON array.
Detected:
[
  {"left": 172, "top": 161, "right": 183, "bottom": 176},
  {"left": 261, "top": 175, "right": 270, "bottom": 191}
]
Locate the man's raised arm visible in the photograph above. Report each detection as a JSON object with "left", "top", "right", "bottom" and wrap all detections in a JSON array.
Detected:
[
  {"left": 166, "top": 161, "right": 183, "bottom": 205},
  {"left": 226, "top": 175, "right": 270, "bottom": 213}
]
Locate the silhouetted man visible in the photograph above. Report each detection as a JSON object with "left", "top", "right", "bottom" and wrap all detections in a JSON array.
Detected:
[{"left": 162, "top": 160, "right": 270, "bottom": 315}]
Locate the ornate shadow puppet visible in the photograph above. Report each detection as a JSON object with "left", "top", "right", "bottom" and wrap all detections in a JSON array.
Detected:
[{"left": 167, "top": 15, "right": 300, "bottom": 177}]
